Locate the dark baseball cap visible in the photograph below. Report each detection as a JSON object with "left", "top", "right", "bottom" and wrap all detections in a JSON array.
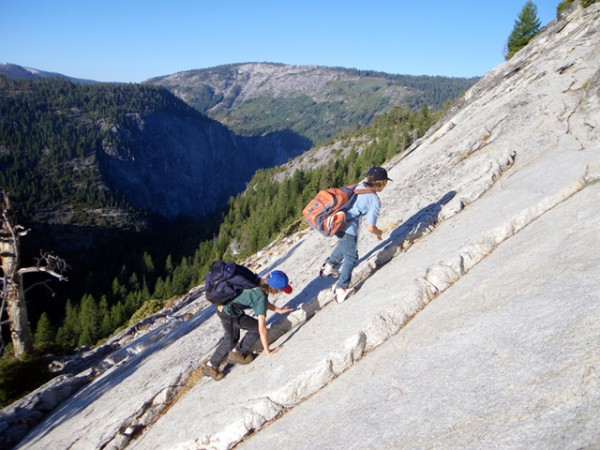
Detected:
[{"left": 366, "top": 166, "right": 393, "bottom": 181}]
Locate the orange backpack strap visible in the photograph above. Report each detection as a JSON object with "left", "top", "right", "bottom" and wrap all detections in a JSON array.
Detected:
[{"left": 349, "top": 185, "right": 377, "bottom": 196}]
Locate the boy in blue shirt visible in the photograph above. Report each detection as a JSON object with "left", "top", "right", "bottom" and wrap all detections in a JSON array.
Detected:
[
  {"left": 203, "top": 270, "right": 293, "bottom": 381},
  {"left": 320, "top": 166, "right": 391, "bottom": 303}
]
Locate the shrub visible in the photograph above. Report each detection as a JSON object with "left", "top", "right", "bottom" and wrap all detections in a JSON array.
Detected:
[
  {"left": 128, "top": 299, "right": 166, "bottom": 325},
  {"left": 558, "top": 0, "right": 576, "bottom": 15},
  {"left": 0, "top": 354, "right": 53, "bottom": 408}
]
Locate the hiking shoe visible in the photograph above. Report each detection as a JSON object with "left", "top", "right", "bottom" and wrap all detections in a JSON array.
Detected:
[
  {"left": 203, "top": 363, "right": 225, "bottom": 381},
  {"left": 227, "top": 351, "right": 256, "bottom": 365},
  {"left": 320, "top": 263, "right": 339, "bottom": 278},
  {"left": 335, "top": 287, "right": 354, "bottom": 304}
]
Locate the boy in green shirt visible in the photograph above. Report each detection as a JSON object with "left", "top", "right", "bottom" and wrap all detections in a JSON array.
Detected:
[{"left": 203, "top": 270, "right": 293, "bottom": 381}]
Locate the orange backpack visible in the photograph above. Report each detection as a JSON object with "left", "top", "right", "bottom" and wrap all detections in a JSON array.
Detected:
[{"left": 302, "top": 185, "right": 375, "bottom": 237}]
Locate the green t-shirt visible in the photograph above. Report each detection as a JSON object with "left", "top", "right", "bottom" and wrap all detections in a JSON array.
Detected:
[{"left": 222, "top": 287, "right": 268, "bottom": 318}]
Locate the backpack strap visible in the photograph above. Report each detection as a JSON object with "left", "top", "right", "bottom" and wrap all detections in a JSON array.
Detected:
[
  {"left": 341, "top": 185, "right": 379, "bottom": 226},
  {"left": 353, "top": 188, "right": 377, "bottom": 195},
  {"left": 348, "top": 185, "right": 377, "bottom": 196}
]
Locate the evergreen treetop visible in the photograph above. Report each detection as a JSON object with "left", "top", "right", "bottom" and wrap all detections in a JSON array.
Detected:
[{"left": 506, "top": 1, "right": 542, "bottom": 59}]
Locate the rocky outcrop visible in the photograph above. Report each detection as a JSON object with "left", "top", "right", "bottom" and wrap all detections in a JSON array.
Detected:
[
  {"left": 152, "top": 63, "right": 378, "bottom": 103},
  {"left": 0, "top": 286, "right": 209, "bottom": 449}
]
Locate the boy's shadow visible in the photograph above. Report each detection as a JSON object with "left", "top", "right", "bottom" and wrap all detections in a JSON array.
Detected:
[{"left": 360, "top": 190, "right": 456, "bottom": 263}]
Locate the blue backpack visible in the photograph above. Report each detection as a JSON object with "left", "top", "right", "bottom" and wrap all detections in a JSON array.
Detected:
[{"left": 204, "top": 261, "right": 261, "bottom": 305}]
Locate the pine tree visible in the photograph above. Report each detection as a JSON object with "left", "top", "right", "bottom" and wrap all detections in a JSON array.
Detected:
[
  {"left": 165, "top": 255, "right": 174, "bottom": 275},
  {"left": 111, "top": 277, "right": 125, "bottom": 299},
  {"left": 110, "top": 302, "right": 125, "bottom": 329},
  {"left": 162, "top": 277, "right": 173, "bottom": 299},
  {"left": 78, "top": 294, "right": 100, "bottom": 346},
  {"left": 98, "top": 296, "right": 112, "bottom": 337},
  {"left": 128, "top": 272, "right": 140, "bottom": 292},
  {"left": 506, "top": 1, "right": 542, "bottom": 59},
  {"left": 153, "top": 277, "right": 165, "bottom": 299},
  {"left": 56, "top": 299, "right": 80, "bottom": 348},
  {"left": 124, "top": 291, "right": 144, "bottom": 317},
  {"left": 34, "top": 312, "right": 55, "bottom": 346},
  {"left": 141, "top": 251, "right": 156, "bottom": 292}
]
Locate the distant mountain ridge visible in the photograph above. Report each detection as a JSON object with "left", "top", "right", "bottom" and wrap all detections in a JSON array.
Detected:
[
  {"left": 146, "top": 63, "right": 478, "bottom": 143},
  {"left": 0, "top": 63, "right": 97, "bottom": 84},
  {"left": 0, "top": 62, "right": 477, "bottom": 147}
]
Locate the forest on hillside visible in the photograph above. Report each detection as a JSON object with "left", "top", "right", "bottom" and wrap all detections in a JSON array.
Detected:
[{"left": 0, "top": 76, "right": 199, "bottom": 224}]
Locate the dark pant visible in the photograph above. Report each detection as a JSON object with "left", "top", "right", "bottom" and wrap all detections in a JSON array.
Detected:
[{"left": 209, "top": 310, "right": 260, "bottom": 367}]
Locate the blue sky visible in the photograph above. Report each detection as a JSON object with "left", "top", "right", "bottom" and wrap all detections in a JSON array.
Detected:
[{"left": 1, "top": 0, "right": 559, "bottom": 83}]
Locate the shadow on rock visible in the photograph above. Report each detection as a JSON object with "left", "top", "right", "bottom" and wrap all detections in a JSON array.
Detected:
[{"left": 361, "top": 190, "right": 457, "bottom": 265}]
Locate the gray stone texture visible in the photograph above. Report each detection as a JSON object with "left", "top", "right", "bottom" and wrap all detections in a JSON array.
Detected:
[{"left": 3, "top": 4, "right": 599, "bottom": 450}]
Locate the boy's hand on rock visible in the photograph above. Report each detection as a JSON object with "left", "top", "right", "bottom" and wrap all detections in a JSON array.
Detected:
[
  {"left": 277, "top": 306, "right": 294, "bottom": 314},
  {"left": 268, "top": 346, "right": 282, "bottom": 355}
]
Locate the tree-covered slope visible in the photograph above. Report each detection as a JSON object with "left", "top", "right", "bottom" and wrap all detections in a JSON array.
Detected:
[
  {"left": 147, "top": 63, "right": 478, "bottom": 144},
  {"left": 0, "top": 76, "right": 307, "bottom": 225},
  {"left": 0, "top": 76, "right": 154, "bottom": 225}
]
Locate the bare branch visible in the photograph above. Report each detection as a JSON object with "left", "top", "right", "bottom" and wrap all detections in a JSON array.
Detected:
[
  {"left": 34, "top": 251, "right": 70, "bottom": 273},
  {"left": 14, "top": 225, "right": 30, "bottom": 237},
  {"left": 18, "top": 251, "right": 70, "bottom": 282},
  {"left": 23, "top": 279, "right": 62, "bottom": 296},
  {"left": 18, "top": 266, "right": 69, "bottom": 281}
]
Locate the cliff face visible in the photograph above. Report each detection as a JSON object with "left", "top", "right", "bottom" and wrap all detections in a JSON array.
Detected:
[
  {"left": 2, "top": 4, "right": 600, "bottom": 450},
  {"left": 97, "top": 108, "right": 308, "bottom": 219}
]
